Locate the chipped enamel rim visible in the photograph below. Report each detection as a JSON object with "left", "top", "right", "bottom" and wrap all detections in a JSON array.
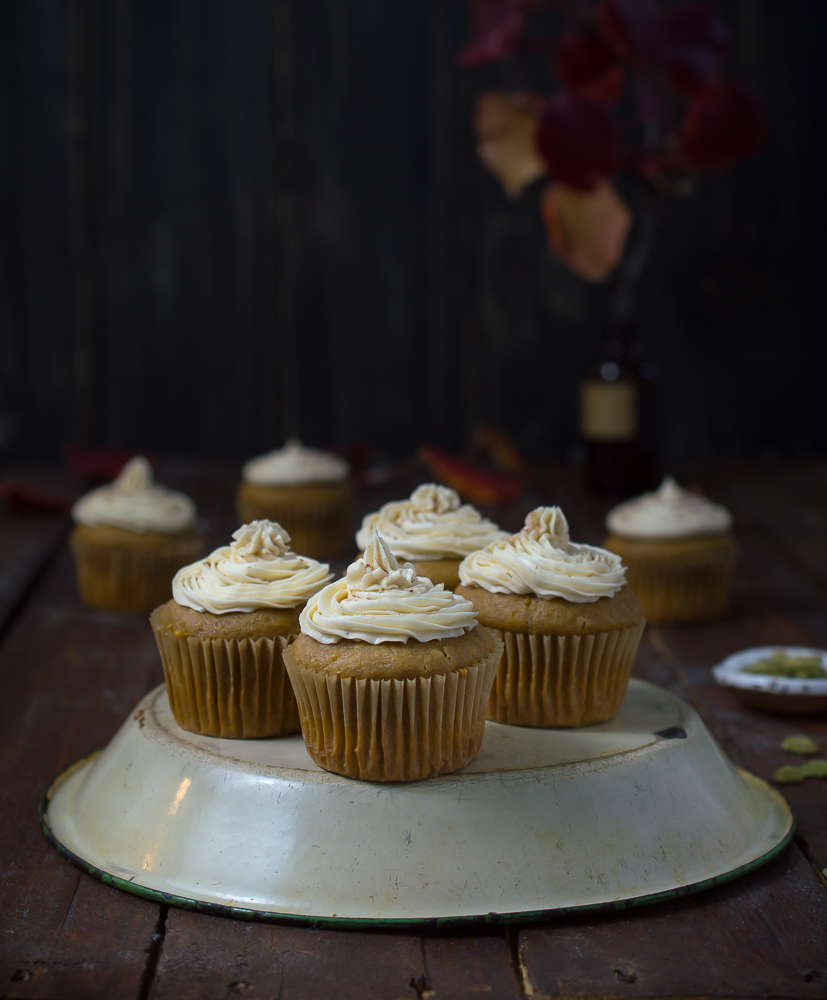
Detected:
[
  {"left": 40, "top": 753, "right": 794, "bottom": 930},
  {"left": 713, "top": 646, "right": 827, "bottom": 696}
]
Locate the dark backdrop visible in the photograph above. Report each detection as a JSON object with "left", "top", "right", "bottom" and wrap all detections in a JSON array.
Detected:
[{"left": 1, "top": 0, "right": 825, "bottom": 466}]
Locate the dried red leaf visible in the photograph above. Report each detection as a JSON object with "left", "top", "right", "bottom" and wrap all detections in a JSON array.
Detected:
[
  {"left": 458, "top": 0, "right": 531, "bottom": 67},
  {"left": 679, "top": 82, "right": 767, "bottom": 171},
  {"left": 63, "top": 444, "right": 153, "bottom": 483},
  {"left": 0, "top": 480, "right": 72, "bottom": 514},
  {"left": 540, "top": 180, "right": 632, "bottom": 283},
  {"left": 598, "top": 0, "right": 658, "bottom": 65},
  {"left": 473, "top": 90, "right": 547, "bottom": 199},
  {"left": 653, "top": 2, "right": 730, "bottom": 95},
  {"left": 554, "top": 32, "right": 625, "bottom": 105},
  {"left": 536, "top": 91, "right": 622, "bottom": 190},
  {"left": 420, "top": 447, "right": 522, "bottom": 506}
]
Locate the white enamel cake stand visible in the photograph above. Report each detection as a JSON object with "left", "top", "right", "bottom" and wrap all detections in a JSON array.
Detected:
[{"left": 42, "top": 680, "right": 792, "bottom": 927}]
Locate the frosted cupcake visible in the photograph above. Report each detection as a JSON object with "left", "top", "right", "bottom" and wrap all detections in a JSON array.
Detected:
[
  {"left": 70, "top": 456, "right": 203, "bottom": 615},
  {"left": 151, "top": 520, "right": 331, "bottom": 739},
  {"left": 284, "top": 529, "right": 502, "bottom": 782},
  {"left": 603, "top": 477, "right": 737, "bottom": 624},
  {"left": 236, "top": 439, "right": 351, "bottom": 558},
  {"left": 355, "top": 484, "right": 507, "bottom": 591},
  {"left": 457, "top": 507, "right": 644, "bottom": 728}
]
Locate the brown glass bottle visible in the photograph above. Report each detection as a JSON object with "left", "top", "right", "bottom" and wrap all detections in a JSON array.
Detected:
[{"left": 578, "top": 326, "right": 654, "bottom": 495}]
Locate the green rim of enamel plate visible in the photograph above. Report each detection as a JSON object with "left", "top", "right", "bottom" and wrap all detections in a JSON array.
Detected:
[{"left": 40, "top": 750, "right": 795, "bottom": 930}]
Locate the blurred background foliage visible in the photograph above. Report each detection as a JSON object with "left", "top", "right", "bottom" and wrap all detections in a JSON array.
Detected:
[{"left": 0, "top": 0, "right": 824, "bottom": 466}]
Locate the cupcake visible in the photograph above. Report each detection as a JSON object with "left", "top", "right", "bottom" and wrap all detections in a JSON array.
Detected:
[
  {"left": 284, "top": 529, "right": 502, "bottom": 781},
  {"left": 355, "top": 484, "right": 507, "bottom": 591},
  {"left": 70, "top": 456, "right": 203, "bottom": 615},
  {"left": 151, "top": 520, "right": 331, "bottom": 739},
  {"left": 236, "top": 439, "right": 351, "bottom": 558},
  {"left": 603, "top": 477, "right": 737, "bottom": 624},
  {"left": 457, "top": 507, "right": 644, "bottom": 728}
]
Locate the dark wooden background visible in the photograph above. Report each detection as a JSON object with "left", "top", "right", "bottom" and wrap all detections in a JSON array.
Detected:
[{"left": 1, "top": 0, "right": 825, "bottom": 466}]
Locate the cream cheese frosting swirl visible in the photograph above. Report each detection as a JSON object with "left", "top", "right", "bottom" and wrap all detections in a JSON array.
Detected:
[
  {"left": 355, "top": 483, "right": 508, "bottom": 560},
  {"left": 242, "top": 439, "right": 349, "bottom": 486},
  {"left": 173, "top": 520, "right": 331, "bottom": 613},
  {"left": 606, "top": 477, "right": 732, "bottom": 540},
  {"left": 459, "top": 506, "right": 626, "bottom": 603},
  {"left": 300, "top": 529, "right": 478, "bottom": 644},
  {"left": 72, "top": 456, "right": 196, "bottom": 534}
]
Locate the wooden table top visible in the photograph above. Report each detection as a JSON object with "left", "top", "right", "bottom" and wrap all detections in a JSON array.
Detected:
[{"left": 1, "top": 459, "right": 826, "bottom": 1000}]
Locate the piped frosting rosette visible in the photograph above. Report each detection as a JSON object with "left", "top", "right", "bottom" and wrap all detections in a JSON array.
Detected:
[
  {"left": 459, "top": 506, "right": 626, "bottom": 604},
  {"left": 300, "top": 528, "right": 478, "bottom": 644},
  {"left": 355, "top": 484, "right": 507, "bottom": 560},
  {"left": 606, "top": 477, "right": 732, "bottom": 540},
  {"left": 242, "top": 439, "right": 349, "bottom": 486},
  {"left": 173, "top": 520, "right": 331, "bottom": 613},
  {"left": 72, "top": 456, "right": 196, "bottom": 534}
]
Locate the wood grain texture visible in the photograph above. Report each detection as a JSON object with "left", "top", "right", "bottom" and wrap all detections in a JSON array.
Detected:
[
  {"left": 154, "top": 911, "right": 426, "bottom": 1000},
  {"left": 517, "top": 847, "right": 827, "bottom": 999},
  {"left": 3, "top": 3, "right": 826, "bottom": 463},
  {"left": 1, "top": 460, "right": 827, "bottom": 1000},
  {"left": 0, "top": 552, "right": 162, "bottom": 998}
]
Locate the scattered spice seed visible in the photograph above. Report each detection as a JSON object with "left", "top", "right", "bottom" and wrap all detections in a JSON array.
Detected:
[
  {"left": 773, "top": 765, "right": 806, "bottom": 784},
  {"left": 780, "top": 735, "right": 819, "bottom": 755},
  {"left": 773, "top": 759, "right": 827, "bottom": 783},
  {"left": 743, "top": 652, "right": 826, "bottom": 678}
]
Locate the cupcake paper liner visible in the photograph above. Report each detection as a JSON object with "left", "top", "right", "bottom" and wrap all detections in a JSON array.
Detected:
[
  {"left": 152, "top": 626, "right": 301, "bottom": 739},
  {"left": 283, "top": 637, "right": 503, "bottom": 782},
  {"left": 488, "top": 621, "right": 645, "bottom": 728},
  {"left": 70, "top": 529, "right": 203, "bottom": 615},
  {"left": 623, "top": 553, "right": 735, "bottom": 624},
  {"left": 236, "top": 488, "right": 352, "bottom": 559}
]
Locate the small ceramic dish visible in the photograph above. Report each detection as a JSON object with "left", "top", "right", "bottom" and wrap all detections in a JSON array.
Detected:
[{"left": 712, "top": 645, "right": 827, "bottom": 715}]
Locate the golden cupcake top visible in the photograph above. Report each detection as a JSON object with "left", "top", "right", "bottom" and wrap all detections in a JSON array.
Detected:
[
  {"left": 459, "top": 506, "right": 626, "bottom": 604},
  {"left": 355, "top": 483, "right": 508, "bottom": 560},
  {"left": 172, "top": 520, "right": 331, "bottom": 614},
  {"left": 71, "top": 456, "right": 197, "bottom": 534},
  {"left": 606, "top": 477, "right": 732, "bottom": 540},
  {"left": 242, "top": 439, "right": 349, "bottom": 486},
  {"left": 300, "top": 528, "right": 478, "bottom": 645}
]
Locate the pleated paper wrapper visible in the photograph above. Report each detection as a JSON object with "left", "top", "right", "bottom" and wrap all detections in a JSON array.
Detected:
[
  {"left": 623, "top": 548, "right": 736, "bottom": 624},
  {"left": 488, "top": 620, "right": 645, "bottom": 728},
  {"left": 152, "top": 625, "right": 301, "bottom": 739},
  {"left": 70, "top": 530, "right": 203, "bottom": 615},
  {"left": 283, "top": 637, "right": 503, "bottom": 782},
  {"left": 236, "top": 488, "right": 352, "bottom": 559}
]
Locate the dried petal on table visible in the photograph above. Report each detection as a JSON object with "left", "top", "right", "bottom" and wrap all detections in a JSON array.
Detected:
[
  {"left": 473, "top": 90, "right": 547, "bottom": 200},
  {"left": 540, "top": 180, "right": 632, "bottom": 283}
]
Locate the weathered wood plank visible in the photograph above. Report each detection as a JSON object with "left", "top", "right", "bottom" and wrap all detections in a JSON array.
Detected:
[
  {"left": 517, "top": 846, "right": 827, "bottom": 999},
  {"left": 153, "top": 911, "right": 425, "bottom": 1000},
  {"left": 0, "top": 550, "right": 162, "bottom": 999},
  {"left": 153, "top": 910, "right": 522, "bottom": 1000}
]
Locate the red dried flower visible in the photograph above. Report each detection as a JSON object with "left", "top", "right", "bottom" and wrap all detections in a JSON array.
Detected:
[
  {"left": 458, "top": 0, "right": 531, "bottom": 67},
  {"left": 598, "top": 0, "right": 658, "bottom": 66},
  {"left": 679, "top": 82, "right": 767, "bottom": 171},
  {"left": 653, "top": 2, "right": 731, "bottom": 95},
  {"left": 536, "top": 91, "right": 622, "bottom": 190},
  {"left": 554, "top": 32, "right": 625, "bottom": 105}
]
